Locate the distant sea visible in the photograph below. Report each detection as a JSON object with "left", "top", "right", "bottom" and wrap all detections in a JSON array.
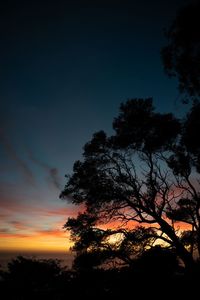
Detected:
[{"left": 0, "top": 251, "right": 74, "bottom": 271}]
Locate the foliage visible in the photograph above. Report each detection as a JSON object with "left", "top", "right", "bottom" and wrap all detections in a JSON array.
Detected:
[
  {"left": 60, "top": 1, "right": 200, "bottom": 272},
  {"left": 162, "top": 2, "right": 200, "bottom": 100},
  {"left": 1, "top": 253, "right": 199, "bottom": 299},
  {"left": 0, "top": 256, "right": 75, "bottom": 299},
  {"left": 61, "top": 98, "right": 200, "bottom": 270}
]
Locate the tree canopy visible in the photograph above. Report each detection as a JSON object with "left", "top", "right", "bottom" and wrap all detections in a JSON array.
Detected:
[
  {"left": 60, "top": 1, "right": 200, "bottom": 272},
  {"left": 61, "top": 98, "right": 200, "bottom": 270},
  {"left": 162, "top": 1, "right": 200, "bottom": 101}
]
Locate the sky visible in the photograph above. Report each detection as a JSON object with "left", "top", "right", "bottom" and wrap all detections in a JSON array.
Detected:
[{"left": 0, "top": 0, "right": 192, "bottom": 253}]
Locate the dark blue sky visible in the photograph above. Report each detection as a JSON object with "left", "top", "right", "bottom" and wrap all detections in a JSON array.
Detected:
[{"left": 0, "top": 0, "right": 192, "bottom": 251}]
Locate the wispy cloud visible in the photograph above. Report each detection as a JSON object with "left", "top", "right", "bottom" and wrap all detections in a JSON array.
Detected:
[
  {"left": 29, "top": 153, "right": 62, "bottom": 190},
  {"left": 0, "top": 228, "right": 10, "bottom": 233},
  {"left": 48, "top": 167, "right": 62, "bottom": 190},
  {"left": 36, "top": 228, "right": 68, "bottom": 238},
  {"left": 0, "top": 128, "right": 35, "bottom": 185},
  {"left": 0, "top": 232, "right": 30, "bottom": 238},
  {"left": 0, "top": 212, "right": 9, "bottom": 219},
  {"left": 10, "top": 221, "right": 28, "bottom": 231},
  {"left": 0, "top": 227, "right": 68, "bottom": 239},
  {"left": 0, "top": 189, "right": 78, "bottom": 218},
  {"left": 40, "top": 207, "right": 79, "bottom": 217}
]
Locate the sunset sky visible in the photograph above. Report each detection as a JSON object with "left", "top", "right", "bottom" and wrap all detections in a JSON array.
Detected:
[{"left": 0, "top": 0, "right": 191, "bottom": 253}]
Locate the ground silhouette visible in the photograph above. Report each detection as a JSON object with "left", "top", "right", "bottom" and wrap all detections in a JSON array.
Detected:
[{"left": 0, "top": 252, "right": 200, "bottom": 299}]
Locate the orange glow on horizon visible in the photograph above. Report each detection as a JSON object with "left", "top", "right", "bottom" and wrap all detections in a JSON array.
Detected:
[
  {"left": 0, "top": 217, "right": 193, "bottom": 253},
  {"left": 0, "top": 197, "right": 193, "bottom": 253},
  {"left": 0, "top": 200, "right": 78, "bottom": 253},
  {"left": 0, "top": 230, "right": 73, "bottom": 252}
]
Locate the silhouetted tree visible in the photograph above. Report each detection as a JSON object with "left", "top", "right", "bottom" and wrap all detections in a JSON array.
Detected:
[
  {"left": 61, "top": 98, "right": 200, "bottom": 270},
  {"left": 162, "top": 1, "right": 200, "bottom": 101},
  {"left": 166, "top": 100, "right": 200, "bottom": 256},
  {"left": 66, "top": 212, "right": 157, "bottom": 270},
  {"left": 135, "top": 245, "right": 179, "bottom": 276},
  {"left": 0, "top": 256, "right": 73, "bottom": 299}
]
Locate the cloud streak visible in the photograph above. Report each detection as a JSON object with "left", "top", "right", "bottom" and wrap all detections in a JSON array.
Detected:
[
  {"left": 0, "top": 191, "right": 78, "bottom": 219},
  {"left": 48, "top": 167, "right": 62, "bottom": 190},
  {"left": 0, "top": 128, "right": 35, "bottom": 185},
  {"left": 29, "top": 153, "right": 62, "bottom": 190},
  {"left": 10, "top": 221, "right": 28, "bottom": 231},
  {"left": 0, "top": 228, "right": 69, "bottom": 242}
]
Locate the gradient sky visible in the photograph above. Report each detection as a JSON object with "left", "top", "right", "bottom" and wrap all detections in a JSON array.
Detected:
[{"left": 0, "top": 0, "right": 192, "bottom": 252}]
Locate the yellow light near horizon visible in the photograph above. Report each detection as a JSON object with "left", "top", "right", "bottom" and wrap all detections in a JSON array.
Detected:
[
  {"left": 0, "top": 219, "right": 192, "bottom": 254},
  {"left": 0, "top": 235, "right": 73, "bottom": 253}
]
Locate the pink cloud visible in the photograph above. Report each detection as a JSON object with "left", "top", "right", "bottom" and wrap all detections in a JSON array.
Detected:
[{"left": 10, "top": 221, "right": 28, "bottom": 230}]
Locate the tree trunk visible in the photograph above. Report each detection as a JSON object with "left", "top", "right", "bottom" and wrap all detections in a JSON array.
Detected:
[
  {"left": 190, "top": 225, "right": 194, "bottom": 256},
  {"left": 197, "top": 228, "right": 200, "bottom": 258},
  {"left": 157, "top": 218, "right": 194, "bottom": 270}
]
